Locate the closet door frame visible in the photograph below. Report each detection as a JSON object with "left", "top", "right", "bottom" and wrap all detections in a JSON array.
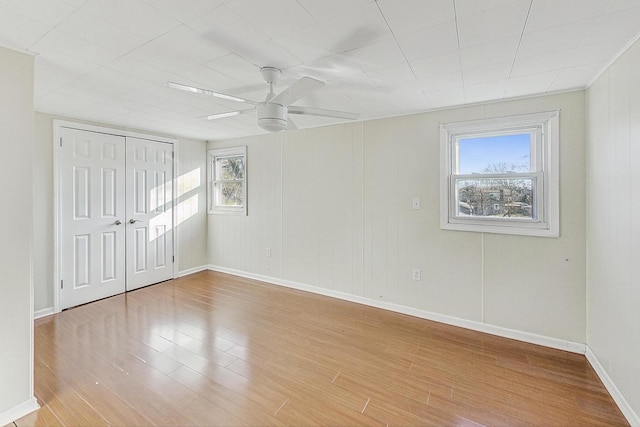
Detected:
[{"left": 53, "top": 120, "right": 178, "bottom": 314}]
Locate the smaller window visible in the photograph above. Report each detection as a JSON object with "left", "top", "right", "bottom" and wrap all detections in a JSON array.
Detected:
[
  {"left": 440, "top": 111, "right": 559, "bottom": 237},
  {"left": 207, "top": 146, "right": 247, "bottom": 215}
]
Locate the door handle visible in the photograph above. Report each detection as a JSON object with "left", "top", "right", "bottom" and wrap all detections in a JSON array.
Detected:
[
  {"left": 114, "top": 220, "right": 122, "bottom": 225},
  {"left": 129, "top": 219, "right": 140, "bottom": 224}
]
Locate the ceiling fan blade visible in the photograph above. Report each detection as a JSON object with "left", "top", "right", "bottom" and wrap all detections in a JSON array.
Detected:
[
  {"left": 166, "top": 82, "right": 257, "bottom": 105},
  {"left": 287, "top": 116, "right": 298, "bottom": 130},
  {"left": 288, "top": 106, "right": 359, "bottom": 120},
  {"left": 270, "top": 77, "right": 324, "bottom": 107},
  {"left": 202, "top": 109, "right": 255, "bottom": 120}
]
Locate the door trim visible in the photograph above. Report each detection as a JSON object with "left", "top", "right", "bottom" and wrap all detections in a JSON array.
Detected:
[{"left": 53, "top": 120, "right": 178, "bottom": 313}]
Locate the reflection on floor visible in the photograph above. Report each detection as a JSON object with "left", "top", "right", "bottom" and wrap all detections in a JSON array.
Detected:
[{"left": 17, "top": 270, "right": 628, "bottom": 426}]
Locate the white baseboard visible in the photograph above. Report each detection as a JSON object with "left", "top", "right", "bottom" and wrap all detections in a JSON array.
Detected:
[
  {"left": 34, "top": 307, "right": 54, "bottom": 320},
  {"left": 206, "top": 265, "right": 586, "bottom": 355},
  {"left": 585, "top": 346, "right": 640, "bottom": 426},
  {"left": 0, "top": 397, "right": 39, "bottom": 426},
  {"left": 177, "top": 265, "right": 209, "bottom": 278}
]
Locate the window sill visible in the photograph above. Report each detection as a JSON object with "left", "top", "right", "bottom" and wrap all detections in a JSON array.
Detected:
[
  {"left": 441, "top": 220, "right": 558, "bottom": 237},
  {"left": 208, "top": 207, "right": 247, "bottom": 216}
]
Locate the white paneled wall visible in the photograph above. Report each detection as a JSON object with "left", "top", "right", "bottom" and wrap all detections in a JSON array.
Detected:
[
  {"left": 209, "top": 90, "right": 587, "bottom": 344},
  {"left": 481, "top": 92, "right": 588, "bottom": 339},
  {"left": 587, "top": 38, "right": 640, "bottom": 420},
  {"left": 209, "top": 132, "right": 284, "bottom": 277},
  {"left": 0, "top": 46, "right": 37, "bottom": 422},
  {"left": 33, "top": 113, "right": 56, "bottom": 313},
  {"left": 175, "top": 138, "right": 207, "bottom": 274},
  {"left": 283, "top": 124, "right": 363, "bottom": 295},
  {"left": 362, "top": 115, "right": 483, "bottom": 319}
]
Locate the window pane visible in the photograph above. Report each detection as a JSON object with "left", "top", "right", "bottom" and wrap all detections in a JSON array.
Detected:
[
  {"left": 216, "top": 156, "right": 245, "bottom": 180},
  {"left": 216, "top": 182, "right": 243, "bottom": 206},
  {"left": 455, "top": 177, "right": 535, "bottom": 219},
  {"left": 458, "top": 133, "right": 531, "bottom": 174}
]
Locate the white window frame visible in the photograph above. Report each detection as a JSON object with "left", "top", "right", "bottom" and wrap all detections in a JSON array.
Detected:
[
  {"left": 440, "top": 111, "right": 559, "bottom": 237},
  {"left": 207, "top": 146, "right": 247, "bottom": 215}
]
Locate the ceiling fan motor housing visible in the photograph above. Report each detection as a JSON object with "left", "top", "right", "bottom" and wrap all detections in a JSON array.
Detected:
[{"left": 257, "top": 102, "right": 287, "bottom": 132}]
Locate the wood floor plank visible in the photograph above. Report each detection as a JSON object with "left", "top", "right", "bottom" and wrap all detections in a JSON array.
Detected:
[
  {"left": 168, "top": 365, "right": 287, "bottom": 426},
  {"left": 12, "top": 404, "right": 64, "bottom": 427},
  {"left": 14, "top": 270, "right": 629, "bottom": 426}
]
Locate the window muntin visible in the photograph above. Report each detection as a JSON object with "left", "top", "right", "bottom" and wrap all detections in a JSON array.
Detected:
[
  {"left": 208, "top": 147, "right": 247, "bottom": 215},
  {"left": 440, "top": 112, "right": 559, "bottom": 237}
]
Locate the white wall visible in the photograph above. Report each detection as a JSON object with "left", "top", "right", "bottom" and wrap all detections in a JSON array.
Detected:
[
  {"left": 0, "top": 46, "right": 37, "bottom": 420},
  {"left": 587, "top": 38, "right": 640, "bottom": 419},
  {"left": 209, "top": 91, "right": 587, "bottom": 343},
  {"left": 175, "top": 137, "right": 207, "bottom": 274},
  {"left": 33, "top": 113, "right": 208, "bottom": 312}
]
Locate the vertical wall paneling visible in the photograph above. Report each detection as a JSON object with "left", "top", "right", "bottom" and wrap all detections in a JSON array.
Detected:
[
  {"left": 364, "top": 114, "right": 483, "bottom": 319},
  {"left": 282, "top": 123, "right": 364, "bottom": 294},
  {"left": 208, "top": 91, "right": 586, "bottom": 344},
  {"left": 208, "top": 133, "right": 284, "bottom": 278},
  {"left": 483, "top": 93, "right": 587, "bottom": 341},
  {"left": 587, "top": 37, "right": 640, "bottom": 422},
  {"left": 174, "top": 138, "right": 208, "bottom": 275},
  {"left": 0, "top": 46, "right": 37, "bottom": 423}
]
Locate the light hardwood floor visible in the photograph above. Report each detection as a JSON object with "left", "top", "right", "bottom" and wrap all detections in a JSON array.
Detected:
[{"left": 12, "top": 271, "right": 627, "bottom": 426}]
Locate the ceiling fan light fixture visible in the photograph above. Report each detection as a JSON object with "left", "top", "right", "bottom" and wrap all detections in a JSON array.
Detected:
[
  {"left": 257, "top": 102, "right": 287, "bottom": 132},
  {"left": 203, "top": 111, "right": 240, "bottom": 120},
  {"left": 167, "top": 66, "right": 358, "bottom": 132},
  {"left": 165, "top": 81, "right": 199, "bottom": 93},
  {"left": 259, "top": 118, "right": 287, "bottom": 132},
  {"left": 166, "top": 82, "right": 251, "bottom": 104},
  {"left": 211, "top": 92, "right": 250, "bottom": 104}
]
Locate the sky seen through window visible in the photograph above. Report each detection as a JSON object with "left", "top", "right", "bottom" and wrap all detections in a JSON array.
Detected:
[{"left": 458, "top": 134, "right": 531, "bottom": 174}]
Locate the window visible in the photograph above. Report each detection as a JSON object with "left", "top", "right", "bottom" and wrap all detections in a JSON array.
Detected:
[
  {"left": 440, "top": 111, "right": 559, "bottom": 237},
  {"left": 207, "top": 146, "right": 247, "bottom": 215}
]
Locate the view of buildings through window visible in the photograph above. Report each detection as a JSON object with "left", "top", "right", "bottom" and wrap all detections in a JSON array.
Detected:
[{"left": 455, "top": 133, "right": 535, "bottom": 220}]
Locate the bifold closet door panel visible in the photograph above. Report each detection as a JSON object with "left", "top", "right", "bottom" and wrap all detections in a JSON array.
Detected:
[
  {"left": 59, "top": 127, "right": 126, "bottom": 309},
  {"left": 125, "top": 137, "right": 174, "bottom": 291}
]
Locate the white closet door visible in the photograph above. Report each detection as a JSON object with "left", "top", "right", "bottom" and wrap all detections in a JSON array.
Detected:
[
  {"left": 125, "top": 137, "right": 174, "bottom": 291},
  {"left": 59, "top": 128, "right": 126, "bottom": 309}
]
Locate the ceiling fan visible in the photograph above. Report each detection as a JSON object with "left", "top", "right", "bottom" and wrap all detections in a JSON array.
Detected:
[{"left": 166, "top": 66, "right": 359, "bottom": 132}]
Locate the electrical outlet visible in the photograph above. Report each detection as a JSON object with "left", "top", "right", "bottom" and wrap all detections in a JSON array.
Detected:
[
  {"left": 412, "top": 198, "right": 420, "bottom": 210},
  {"left": 412, "top": 268, "right": 421, "bottom": 280},
  {"left": 266, "top": 248, "right": 271, "bottom": 257}
]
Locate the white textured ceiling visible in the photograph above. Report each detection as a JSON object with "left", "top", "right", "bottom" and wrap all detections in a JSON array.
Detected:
[{"left": 1, "top": 0, "right": 639, "bottom": 141}]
